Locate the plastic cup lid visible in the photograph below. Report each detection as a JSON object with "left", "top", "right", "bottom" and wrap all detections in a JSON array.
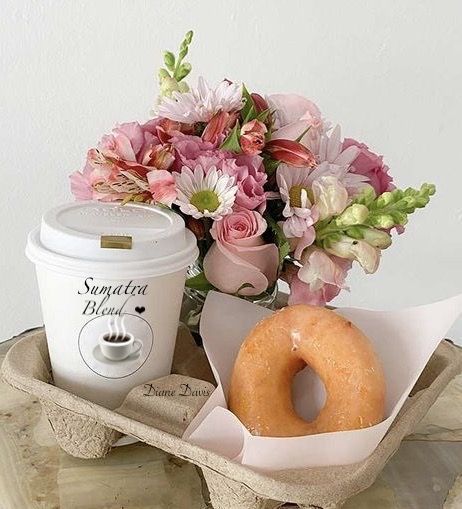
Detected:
[{"left": 26, "top": 202, "right": 198, "bottom": 277}]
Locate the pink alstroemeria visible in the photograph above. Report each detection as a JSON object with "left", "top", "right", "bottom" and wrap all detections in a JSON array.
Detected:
[
  {"left": 147, "top": 170, "right": 177, "bottom": 206},
  {"left": 155, "top": 118, "right": 194, "bottom": 144},
  {"left": 202, "top": 111, "right": 237, "bottom": 144},
  {"left": 265, "top": 139, "right": 316, "bottom": 167},
  {"left": 240, "top": 119, "right": 267, "bottom": 155},
  {"left": 69, "top": 120, "right": 174, "bottom": 202},
  {"left": 146, "top": 145, "right": 175, "bottom": 170},
  {"left": 70, "top": 166, "right": 93, "bottom": 201}
]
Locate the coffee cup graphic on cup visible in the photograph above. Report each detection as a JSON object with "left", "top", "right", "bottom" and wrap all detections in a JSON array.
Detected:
[{"left": 97, "top": 315, "right": 142, "bottom": 362}]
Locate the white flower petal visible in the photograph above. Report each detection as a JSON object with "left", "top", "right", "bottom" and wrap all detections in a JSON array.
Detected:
[
  {"left": 174, "top": 163, "right": 237, "bottom": 219},
  {"left": 157, "top": 78, "right": 243, "bottom": 124}
]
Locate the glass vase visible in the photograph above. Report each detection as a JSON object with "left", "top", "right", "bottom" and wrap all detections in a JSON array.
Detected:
[{"left": 180, "top": 260, "right": 279, "bottom": 341}]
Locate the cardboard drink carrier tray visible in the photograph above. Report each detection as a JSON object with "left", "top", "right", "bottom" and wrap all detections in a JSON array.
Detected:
[{"left": 2, "top": 323, "right": 461, "bottom": 509}]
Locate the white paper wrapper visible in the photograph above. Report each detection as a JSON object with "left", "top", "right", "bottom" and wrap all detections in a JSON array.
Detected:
[{"left": 183, "top": 291, "right": 462, "bottom": 471}]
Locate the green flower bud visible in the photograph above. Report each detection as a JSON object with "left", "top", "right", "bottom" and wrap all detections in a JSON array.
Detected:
[
  {"left": 176, "top": 62, "right": 192, "bottom": 81},
  {"left": 178, "top": 81, "right": 189, "bottom": 93},
  {"left": 370, "top": 214, "right": 395, "bottom": 229},
  {"left": 353, "top": 185, "right": 376, "bottom": 206},
  {"left": 185, "top": 30, "right": 194, "bottom": 44},
  {"left": 376, "top": 192, "right": 394, "bottom": 208},
  {"left": 159, "top": 75, "right": 181, "bottom": 98},
  {"left": 163, "top": 51, "right": 175, "bottom": 72},
  {"left": 336, "top": 204, "right": 369, "bottom": 227},
  {"left": 362, "top": 228, "right": 392, "bottom": 248},
  {"left": 390, "top": 211, "right": 408, "bottom": 226},
  {"left": 158, "top": 68, "right": 170, "bottom": 80}
]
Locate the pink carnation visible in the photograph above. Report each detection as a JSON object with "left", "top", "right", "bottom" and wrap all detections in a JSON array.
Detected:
[
  {"left": 342, "top": 138, "right": 394, "bottom": 195},
  {"left": 171, "top": 133, "right": 267, "bottom": 212},
  {"left": 220, "top": 154, "right": 267, "bottom": 211},
  {"left": 169, "top": 133, "right": 219, "bottom": 171}
]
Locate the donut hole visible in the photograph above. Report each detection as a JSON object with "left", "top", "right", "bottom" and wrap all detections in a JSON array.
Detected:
[{"left": 292, "top": 364, "right": 327, "bottom": 421}]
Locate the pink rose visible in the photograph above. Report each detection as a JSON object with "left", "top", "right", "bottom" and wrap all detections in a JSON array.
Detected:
[
  {"left": 240, "top": 119, "right": 267, "bottom": 155},
  {"left": 203, "top": 210, "right": 279, "bottom": 296},
  {"left": 342, "top": 138, "right": 394, "bottom": 195},
  {"left": 220, "top": 154, "right": 267, "bottom": 211}
]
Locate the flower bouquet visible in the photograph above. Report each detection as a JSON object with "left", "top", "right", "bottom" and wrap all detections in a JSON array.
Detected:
[{"left": 70, "top": 31, "right": 435, "bottom": 320}]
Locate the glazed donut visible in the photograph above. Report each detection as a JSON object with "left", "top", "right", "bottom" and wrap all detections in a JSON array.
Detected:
[{"left": 228, "top": 305, "right": 385, "bottom": 437}]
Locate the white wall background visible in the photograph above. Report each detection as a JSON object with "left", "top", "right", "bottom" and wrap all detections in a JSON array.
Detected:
[{"left": 1, "top": 0, "right": 461, "bottom": 342}]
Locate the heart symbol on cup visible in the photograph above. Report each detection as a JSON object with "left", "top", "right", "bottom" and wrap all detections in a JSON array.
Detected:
[{"left": 135, "top": 306, "right": 145, "bottom": 314}]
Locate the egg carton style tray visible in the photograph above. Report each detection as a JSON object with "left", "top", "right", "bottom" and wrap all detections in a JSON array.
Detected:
[{"left": 2, "top": 327, "right": 461, "bottom": 509}]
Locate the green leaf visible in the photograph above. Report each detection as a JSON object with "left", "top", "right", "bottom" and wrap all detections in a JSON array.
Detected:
[
  {"left": 255, "top": 108, "right": 270, "bottom": 122},
  {"left": 219, "top": 123, "right": 242, "bottom": 153},
  {"left": 243, "top": 105, "right": 258, "bottom": 124},
  {"left": 185, "top": 272, "right": 215, "bottom": 291},
  {"left": 240, "top": 85, "right": 255, "bottom": 122},
  {"left": 236, "top": 282, "right": 256, "bottom": 295},
  {"left": 321, "top": 233, "right": 342, "bottom": 249},
  {"left": 262, "top": 156, "right": 280, "bottom": 176},
  {"left": 295, "top": 125, "right": 311, "bottom": 143},
  {"left": 163, "top": 51, "right": 175, "bottom": 72},
  {"left": 266, "top": 216, "right": 290, "bottom": 263}
]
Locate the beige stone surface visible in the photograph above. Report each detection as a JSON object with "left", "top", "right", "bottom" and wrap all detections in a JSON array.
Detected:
[
  {"left": 444, "top": 475, "right": 462, "bottom": 509},
  {"left": 0, "top": 334, "right": 461, "bottom": 509},
  {"left": 408, "top": 371, "right": 462, "bottom": 441}
]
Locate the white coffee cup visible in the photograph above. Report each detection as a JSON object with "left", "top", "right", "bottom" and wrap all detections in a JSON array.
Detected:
[
  {"left": 26, "top": 202, "right": 198, "bottom": 409},
  {"left": 98, "top": 332, "right": 142, "bottom": 361}
]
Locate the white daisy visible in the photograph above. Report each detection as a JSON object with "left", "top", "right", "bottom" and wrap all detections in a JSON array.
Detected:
[
  {"left": 174, "top": 164, "right": 237, "bottom": 219},
  {"left": 305, "top": 124, "right": 369, "bottom": 194},
  {"left": 157, "top": 77, "right": 243, "bottom": 124},
  {"left": 317, "top": 125, "right": 360, "bottom": 167},
  {"left": 276, "top": 166, "right": 316, "bottom": 219}
]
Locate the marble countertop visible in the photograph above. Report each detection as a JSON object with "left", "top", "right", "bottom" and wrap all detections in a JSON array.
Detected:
[{"left": 0, "top": 336, "right": 461, "bottom": 509}]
